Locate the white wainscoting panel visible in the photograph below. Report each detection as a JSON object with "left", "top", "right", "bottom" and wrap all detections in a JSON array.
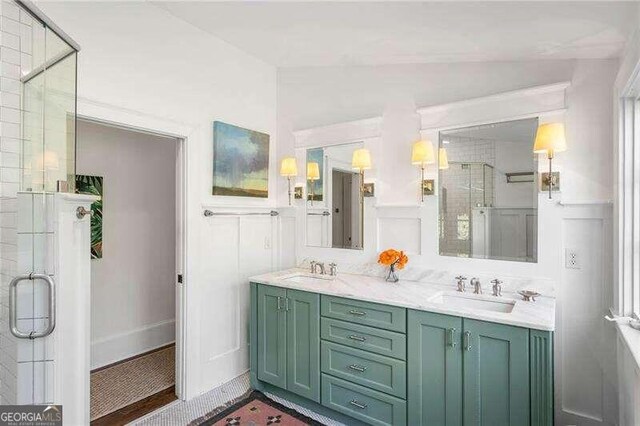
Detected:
[
  {"left": 557, "top": 204, "right": 616, "bottom": 426},
  {"left": 198, "top": 211, "right": 278, "bottom": 393},
  {"left": 618, "top": 326, "right": 640, "bottom": 426},
  {"left": 377, "top": 218, "right": 421, "bottom": 255}
]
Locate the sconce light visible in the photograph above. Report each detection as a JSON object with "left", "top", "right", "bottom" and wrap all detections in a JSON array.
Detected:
[
  {"left": 307, "top": 161, "right": 320, "bottom": 205},
  {"left": 411, "top": 140, "right": 435, "bottom": 202},
  {"left": 439, "top": 147, "right": 449, "bottom": 170},
  {"left": 352, "top": 148, "right": 372, "bottom": 196},
  {"left": 280, "top": 157, "right": 298, "bottom": 206},
  {"left": 533, "top": 122, "right": 566, "bottom": 199}
]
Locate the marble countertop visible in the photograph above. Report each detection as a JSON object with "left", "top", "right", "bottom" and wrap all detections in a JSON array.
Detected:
[{"left": 249, "top": 268, "right": 556, "bottom": 331}]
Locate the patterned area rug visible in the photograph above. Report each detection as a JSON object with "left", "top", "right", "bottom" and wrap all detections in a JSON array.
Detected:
[
  {"left": 191, "top": 391, "right": 324, "bottom": 426},
  {"left": 90, "top": 345, "right": 175, "bottom": 420}
]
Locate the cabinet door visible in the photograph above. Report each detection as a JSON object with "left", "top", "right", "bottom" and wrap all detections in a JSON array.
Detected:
[
  {"left": 286, "top": 289, "right": 321, "bottom": 402},
  {"left": 257, "top": 285, "right": 287, "bottom": 388},
  {"left": 408, "top": 310, "right": 463, "bottom": 426},
  {"left": 463, "top": 319, "right": 529, "bottom": 426}
]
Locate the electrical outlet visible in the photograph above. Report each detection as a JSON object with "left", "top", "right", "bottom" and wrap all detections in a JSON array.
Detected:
[{"left": 565, "top": 249, "right": 580, "bottom": 269}]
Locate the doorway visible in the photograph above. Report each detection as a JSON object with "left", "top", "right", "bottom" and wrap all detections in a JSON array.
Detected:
[
  {"left": 76, "top": 118, "right": 185, "bottom": 424},
  {"left": 331, "top": 169, "right": 360, "bottom": 249}
]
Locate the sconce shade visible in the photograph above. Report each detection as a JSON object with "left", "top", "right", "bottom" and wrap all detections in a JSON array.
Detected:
[
  {"left": 439, "top": 147, "right": 449, "bottom": 170},
  {"left": 533, "top": 123, "right": 567, "bottom": 155},
  {"left": 307, "top": 162, "right": 320, "bottom": 180},
  {"left": 352, "top": 148, "right": 372, "bottom": 170},
  {"left": 280, "top": 157, "right": 298, "bottom": 177},
  {"left": 411, "top": 140, "right": 435, "bottom": 166}
]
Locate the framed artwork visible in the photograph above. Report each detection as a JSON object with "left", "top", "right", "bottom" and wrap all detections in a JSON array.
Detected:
[
  {"left": 75, "top": 175, "right": 103, "bottom": 259},
  {"left": 294, "top": 185, "right": 303, "bottom": 199},
  {"left": 212, "top": 121, "right": 270, "bottom": 198}
]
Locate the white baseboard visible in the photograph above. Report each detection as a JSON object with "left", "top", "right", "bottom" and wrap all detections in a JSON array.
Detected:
[{"left": 91, "top": 319, "right": 175, "bottom": 370}]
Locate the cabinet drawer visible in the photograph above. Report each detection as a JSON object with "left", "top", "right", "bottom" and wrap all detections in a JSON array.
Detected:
[
  {"left": 321, "top": 342, "right": 406, "bottom": 398},
  {"left": 321, "top": 295, "right": 406, "bottom": 333},
  {"left": 321, "top": 318, "right": 407, "bottom": 360},
  {"left": 321, "top": 374, "right": 407, "bottom": 426}
]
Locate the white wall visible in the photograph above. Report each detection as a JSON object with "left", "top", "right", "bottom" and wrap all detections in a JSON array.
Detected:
[
  {"left": 36, "top": 1, "right": 278, "bottom": 398},
  {"left": 76, "top": 120, "right": 177, "bottom": 369},
  {"left": 279, "top": 59, "right": 619, "bottom": 425}
]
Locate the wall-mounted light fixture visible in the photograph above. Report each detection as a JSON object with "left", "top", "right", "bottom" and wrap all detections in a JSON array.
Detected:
[
  {"left": 533, "top": 122, "right": 566, "bottom": 199},
  {"left": 307, "top": 161, "right": 320, "bottom": 206},
  {"left": 280, "top": 157, "right": 298, "bottom": 206},
  {"left": 411, "top": 140, "right": 435, "bottom": 202},
  {"left": 352, "top": 148, "right": 372, "bottom": 196}
]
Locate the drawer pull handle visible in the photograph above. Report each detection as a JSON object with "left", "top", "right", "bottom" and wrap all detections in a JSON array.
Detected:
[
  {"left": 349, "top": 399, "right": 367, "bottom": 409},
  {"left": 348, "top": 334, "right": 367, "bottom": 342},
  {"left": 348, "top": 309, "right": 367, "bottom": 316},
  {"left": 348, "top": 364, "right": 367, "bottom": 372}
]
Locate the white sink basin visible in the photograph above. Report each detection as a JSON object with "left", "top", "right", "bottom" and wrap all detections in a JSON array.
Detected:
[
  {"left": 280, "top": 273, "right": 334, "bottom": 284},
  {"left": 429, "top": 292, "right": 515, "bottom": 313}
]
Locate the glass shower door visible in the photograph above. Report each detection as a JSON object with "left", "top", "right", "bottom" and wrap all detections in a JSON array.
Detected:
[{"left": 0, "top": 2, "right": 78, "bottom": 406}]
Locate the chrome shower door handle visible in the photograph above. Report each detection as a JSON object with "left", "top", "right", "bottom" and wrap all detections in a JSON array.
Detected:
[{"left": 9, "top": 273, "right": 56, "bottom": 339}]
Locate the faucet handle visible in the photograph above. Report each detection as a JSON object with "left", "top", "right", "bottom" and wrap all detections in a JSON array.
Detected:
[
  {"left": 310, "top": 260, "right": 317, "bottom": 273},
  {"left": 329, "top": 262, "right": 337, "bottom": 276},
  {"left": 455, "top": 275, "right": 467, "bottom": 282},
  {"left": 491, "top": 279, "right": 503, "bottom": 297},
  {"left": 455, "top": 276, "right": 467, "bottom": 292}
]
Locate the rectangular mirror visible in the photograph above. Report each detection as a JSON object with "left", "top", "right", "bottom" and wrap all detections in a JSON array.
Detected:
[
  {"left": 306, "top": 142, "right": 363, "bottom": 250},
  {"left": 438, "top": 118, "right": 539, "bottom": 262}
]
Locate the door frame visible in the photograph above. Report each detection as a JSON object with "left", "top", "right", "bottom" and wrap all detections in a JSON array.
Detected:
[{"left": 76, "top": 115, "right": 189, "bottom": 400}]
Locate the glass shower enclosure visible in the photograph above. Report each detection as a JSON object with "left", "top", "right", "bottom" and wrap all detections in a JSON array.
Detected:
[{"left": 0, "top": 1, "right": 78, "bottom": 405}]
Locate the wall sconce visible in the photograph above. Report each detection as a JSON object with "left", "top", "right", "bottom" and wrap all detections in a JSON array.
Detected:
[
  {"left": 352, "top": 148, "right": 372, "bottom": 196},
  {"left": 411, "top": 140, "right": 435, "bottom": 202},
  {"left": 533, "top": 122, "right": 566, "bottom": 199},
  {"left": 280, "top": 157, "right": 298, "bottom": 206},
  {"left": 439, "top": 147, "right": 449, "bottom": 170},
  {"left": 307, "top": 161, "right": 320, "bottom": 205}
]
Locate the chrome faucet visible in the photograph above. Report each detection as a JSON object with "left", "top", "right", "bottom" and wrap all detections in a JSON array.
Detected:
[
  {"left": 329, "top": 262, "right": 337, "bottom": 276},
  {"left": 491, "top": 279, "right": 503, "bottom": 297},
  {"left": 311, "top": 261, "right": 326, "bottom": 275},
  {"left": 455, "top": 276, "right": 467, "bottom": 292},
  {"left": 470, "top": 278, "right": 482, "bottom": 294}
]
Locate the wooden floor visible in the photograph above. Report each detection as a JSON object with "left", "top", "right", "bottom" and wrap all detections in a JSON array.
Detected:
[{"left": 91, "top": 385, "right": 177, "bottom": 426}]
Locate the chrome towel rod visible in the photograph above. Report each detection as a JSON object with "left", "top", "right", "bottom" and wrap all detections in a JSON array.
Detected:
[
  {"left": 307, "top": 211, "right": 330, "bottom": 216},
  {"left": 204, "top": 209, "right": 279, "bottom": 217}
]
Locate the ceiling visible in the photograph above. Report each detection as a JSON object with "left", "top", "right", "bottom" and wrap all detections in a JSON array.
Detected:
[{"left": 153, "top": 1, "right": 638, "bottom": 68}]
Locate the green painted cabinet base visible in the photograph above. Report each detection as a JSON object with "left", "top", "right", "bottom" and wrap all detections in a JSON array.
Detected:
[{"left": 251, "top": 283, "right": 554, "bottom": 426}]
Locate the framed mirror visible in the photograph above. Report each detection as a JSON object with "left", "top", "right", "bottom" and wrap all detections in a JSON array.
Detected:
[
  {"left": 438, "top": 117, "right": 539, "bottom": 262},
  {"left": 305, "top": 142, "right": 364, "bottom": 250}
]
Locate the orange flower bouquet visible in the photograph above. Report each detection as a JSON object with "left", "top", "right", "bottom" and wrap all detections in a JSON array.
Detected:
[{"left": 378, "top": 249, "right": 408, "bottom": 282}]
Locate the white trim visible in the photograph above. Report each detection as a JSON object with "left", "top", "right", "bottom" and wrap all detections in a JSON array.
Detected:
[
  {"left": 90, "top": 320, "right": 176, "bottom": 370},
  {"left": 293, "top": 116, "right": 382, "bottom": 148},
  {"left": 418, "top": 82, "right": 569, "bottom": 131},
  {"left": 76, "top": 110, "right": 190, "bottom": 401}
]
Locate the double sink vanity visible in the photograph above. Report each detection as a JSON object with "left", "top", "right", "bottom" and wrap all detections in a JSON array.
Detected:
[{"left": 249, "top": 268, "right": 555, "bottom": 426}]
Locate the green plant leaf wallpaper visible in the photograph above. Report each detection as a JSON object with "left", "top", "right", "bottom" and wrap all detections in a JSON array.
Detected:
[{"left": 75, "top": 175, "right": 103, "bottom": 259}]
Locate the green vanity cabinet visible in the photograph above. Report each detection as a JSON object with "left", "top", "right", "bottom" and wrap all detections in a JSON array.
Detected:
[
  {"left": 408, "top": 309, "right": 553, "bottom": 426},
  {"left": 256, "top": 285, "right": 320, "bottom": 402},
  {"left": 463, "top": 319, "right": 530, "bottom": 426},
  {"left": 408, "top": 310, "right": 463, "bottom": 426},
  {"left": 252, "top": 284, "right": 554, "bottom": 426}
]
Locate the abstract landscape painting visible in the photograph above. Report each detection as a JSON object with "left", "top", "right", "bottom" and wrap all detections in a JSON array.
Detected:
[
  {"left": 212, "top": 121, "right": 269, "bottom": 198},
  {"left": 75, "top": 174, "right": 103, "bottom": 259}
]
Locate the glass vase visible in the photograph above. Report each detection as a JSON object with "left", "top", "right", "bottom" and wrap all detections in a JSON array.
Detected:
[{"left": 386, "top": 263, "right": 399, "bottom": 282}]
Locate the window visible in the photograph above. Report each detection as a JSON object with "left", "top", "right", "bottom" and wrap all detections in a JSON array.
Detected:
[{"left": 619, "top": 97, "right": 640, "bottom": 318}]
